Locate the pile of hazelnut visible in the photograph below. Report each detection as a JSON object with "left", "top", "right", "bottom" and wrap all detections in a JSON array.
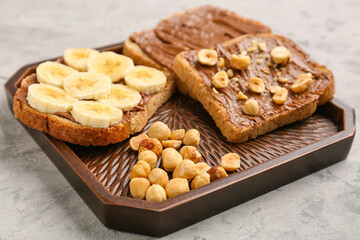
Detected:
[{"left": 128, "top": 121, "right": 241, "bottom": 202}]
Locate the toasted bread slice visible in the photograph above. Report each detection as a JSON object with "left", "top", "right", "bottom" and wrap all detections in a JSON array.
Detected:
[
  {"left": 13, "top": 69, "right": 175, "bottom": 146},
  {"left": 173, "top": 34, "right": 334, "bottom": 143},
  {"left": 123, "top": 5, "right": 271, "bottom": 94}
]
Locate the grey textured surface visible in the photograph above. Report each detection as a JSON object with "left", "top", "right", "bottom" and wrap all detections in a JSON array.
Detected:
[{"left": 0, "top": 0, "right": 359, "bottom": 239}]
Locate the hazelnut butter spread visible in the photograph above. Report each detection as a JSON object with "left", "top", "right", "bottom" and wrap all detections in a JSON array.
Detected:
[
  {"left": 130, "top": 5, "right": 271, "bottom": 70},
  {"left": 181, "top": 35, "right": 333, "bottom": 128}
]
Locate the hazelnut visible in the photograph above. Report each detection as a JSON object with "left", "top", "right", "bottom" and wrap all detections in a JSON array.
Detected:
[
  {"left": 147, "top": 121, "right": 171, "bottom": 141},
  {"left": 139, "top": 138, "right": 163, "bottom": 157},
  {"left": 179, "top": 146, "right": 202, "bottom": 163},
  {"left": 162, "top": 140, "right": 182, "bottom": 149},
  {"left": 218, "top": 57, "right": 225, "bottom": 68},
  {"left": 230, "top": 54, "right": 251, "bottom": 71},
  {"left": 242, "top": 99, "right": 259, "bottom": 116},
  {"left": 231, "top": 77, "right": 239, "bottom": 82},
  {"left": 212, "top": 87, "right": 219, "bottom": 94},
  {"left": 165, "top": 178, "right": 190, "bottom": 198},
  {"left": 129, "top": 178, "right": 150, "bottom": 200},
  {"left": 173, "top": 159, "right": 196, "bottom": 181},
  {"left": 129, "top": 160, "right": 151, "bottom": 180},
  {"left": 247, "top": 39, "right": 258, "bottom": 52},
  {"left": 248, "top": 78, "right": 265, "bottom": 93},
  {"left": 162, "top": 148, "right": 183, "bottom": 172},
  {"left": 270, "top": 86, "right": 283, "bottom": 94},
  {"left": 237, "top": 91, "right": 248, "bottom": 100},
  {"left": 226, "top": 69, "right": 234, "bottom": 78},
  {"left": 194, "top": 162, "right": 211, "bottom": 175},
  {"left": 272, "top": 87, "right": 288, "bottom": 104},
  {"left": 207, "top": 166, "right": 228, "bottom": 182},
  {"left": 220, "top": 153, "right": 240, "bottom": 171},
  {"left": 197, "top": 49, "right": 218, "bottom": 66},
  {"left": 271, "top": 46, "right": 291, "bottom": 65},
  {"left": 145, "top": 184, "right": 167, "bottom": 202},
  {"left": 191, "top": 173, "right": 210, "bottom": 190},
  {"left": 291, "top": 73, "right": 312, "bottom": 93},
  {"left": 278, "top": 77, "right": 288, "bottom": 83},
  {"left": 170, "top": 129, "right": 185, "bottom": 140},
  {"left": 138, "top": 150, "right": 158, "bottom": 169},
  {"left": 212, "top": 71, "right": 229, "bottom": 88},
  {"left": 129, "top": 134, "right": 149, "bottom": 151},
  {"left": 261, "top": 67, "right": 270, "bottom": 74},
  {"left": 148, "top": 168, "right": 169, "bottom": 188},
  {"left": 258, "top": 42, "right": 267, "bottom": 52},
  {"left": 183, "top": 129, "right": 201, "bottom": 147}
]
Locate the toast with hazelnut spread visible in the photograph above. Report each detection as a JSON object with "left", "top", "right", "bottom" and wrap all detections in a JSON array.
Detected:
[
  {"left": 123, "top": 5, "right": 271, "bottom": 93},
  {"left": 13, "top": 49, "right": 175, "bottom": 146},
  {"left": 173, "top": 34, "right": 334, "bottom": 143}
]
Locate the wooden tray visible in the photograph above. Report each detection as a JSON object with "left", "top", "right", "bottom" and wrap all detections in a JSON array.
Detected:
[{"left": 4, "top": 43, "right": 356, "bottom": 236}]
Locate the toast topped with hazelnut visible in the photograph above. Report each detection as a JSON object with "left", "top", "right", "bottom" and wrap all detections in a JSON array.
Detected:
[
  {"left": 173, "top": 34, "right": 334, "bottom": 143},
  {"left": 13, "top": 48, "right": 175, "bottom": 146},
  {"left": 123, "top": 5, "right": 271, "bottom": 93}
]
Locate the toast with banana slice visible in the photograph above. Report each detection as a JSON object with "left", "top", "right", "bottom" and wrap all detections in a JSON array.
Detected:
[
  {"left": 173, "top": 34, "right": 335, "bottom": 143},
  {"left": 13, "top": 48, "right": 175, "bottom": 146},
  {"left": 123, "top": 5, "right": 271, "bottom": 93}
]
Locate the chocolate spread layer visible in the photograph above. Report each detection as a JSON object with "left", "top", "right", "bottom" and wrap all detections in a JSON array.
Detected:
[
  {"left": 130, "top": 5, "right": 271, "bottom": 70},
  {"left": 182, "top": 35, "right": 333, "bottom": 128}
]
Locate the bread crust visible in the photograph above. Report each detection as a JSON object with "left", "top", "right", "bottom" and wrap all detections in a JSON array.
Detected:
[
  {"left": 13, "top": 72, "right": 175, "bottom": 146},
  {"left": 173, "top": 33, "right": 335, "bottom": 143}
]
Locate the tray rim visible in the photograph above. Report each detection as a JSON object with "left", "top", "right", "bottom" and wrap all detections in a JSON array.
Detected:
[{"left": 4, "top": 42, "right": 356, "bottom": 213}]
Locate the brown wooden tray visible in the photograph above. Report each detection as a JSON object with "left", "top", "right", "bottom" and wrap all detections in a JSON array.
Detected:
[{"left": 4, "top": 43, "right": 356, "bottom": 236}]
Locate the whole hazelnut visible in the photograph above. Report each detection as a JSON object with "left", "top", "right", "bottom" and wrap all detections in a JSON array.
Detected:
[
  {"left": 170, "top": 129, "right": 185, "bottom": 140},
  {"left": 270, "top": 46, "right": 291, "bottom": 65},
  {"left": 173, "top": 159, "right": 196, "bottom": 181},
  {"left": 129, "top": 134, "right": 149, "bottom": 151},
  {"left": 242, "top": 99, "right": 259, "bottom": 116},
  {"left": 129, "top": 178, "right": 150, "bottom": 200},
  {"left": 179, "top": 146, "right": 202, "bottom": 163},
  {"left": 148, "top": 168, "right": 169, "bottom": 188},
  {"left": 183, "top": 129, "right": 201, "bottom": 146},
  {"left": 197, "top": 49, "right": 218, "bottom": 66},
  {"left": 191, "top": 173, "right": 210, "bottom": 190},
  {"left": 194, "top": 162, "right": 211, "bottom": 175},
  {"left": 207, "top": 166, "right": 228, "bottom": 182},
  {"left": 220, "top": 153, "right": 240, "bottom": 171},
  {"left": 147, "top": 121, "right": 171, "bottom": 141},
  {"left": 165, "top": 178, "right": 190, "bottom": 198},
  {"left": 139, "top": 138, "right": 163, "bottom": 157},
  {"left": 145, "top": 184, "right": 167, "bottom": 202},
  {"left": 162, "top": 148, "right": 183, "bottom": 172},
  {"left": 138, "top": 150, "right": 158, "bottom": 169},
  {"left": 129, "top": 160, "right": 151, "bottom": 180}
]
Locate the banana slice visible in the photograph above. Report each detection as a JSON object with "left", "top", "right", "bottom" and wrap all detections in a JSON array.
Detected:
[
  {"left": 98, "top": 84, "right": 141, "bottom": 110},
  {"left": 63, "top": 72, "right": 111, "bottom": 100},
  {"left": 36, "top": 61, "right": 78, "bottom": 88},
  {"left": 27, "top": 83, "right": 78, "bottom": 114},
  {"left": 64, "top": 48, "right": 99, "bottom": 71},
  {"left": 71, "top": 101, "right": 123, "bottom": 128},
  {"left": 124, "top": 66, "right": 167, "bottom": 95},
  {"left": 87, "top": 51, "right": 134, "bottom": 82}
]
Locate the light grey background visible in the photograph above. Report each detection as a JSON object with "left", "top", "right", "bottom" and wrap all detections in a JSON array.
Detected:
[{"left": 0, "top": 0, "right": 359, "bottom": 239}]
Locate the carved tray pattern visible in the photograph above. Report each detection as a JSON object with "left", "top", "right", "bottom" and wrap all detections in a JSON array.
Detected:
[{"left": 69, "top": 92, "right": 338, "bottom": 197}]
